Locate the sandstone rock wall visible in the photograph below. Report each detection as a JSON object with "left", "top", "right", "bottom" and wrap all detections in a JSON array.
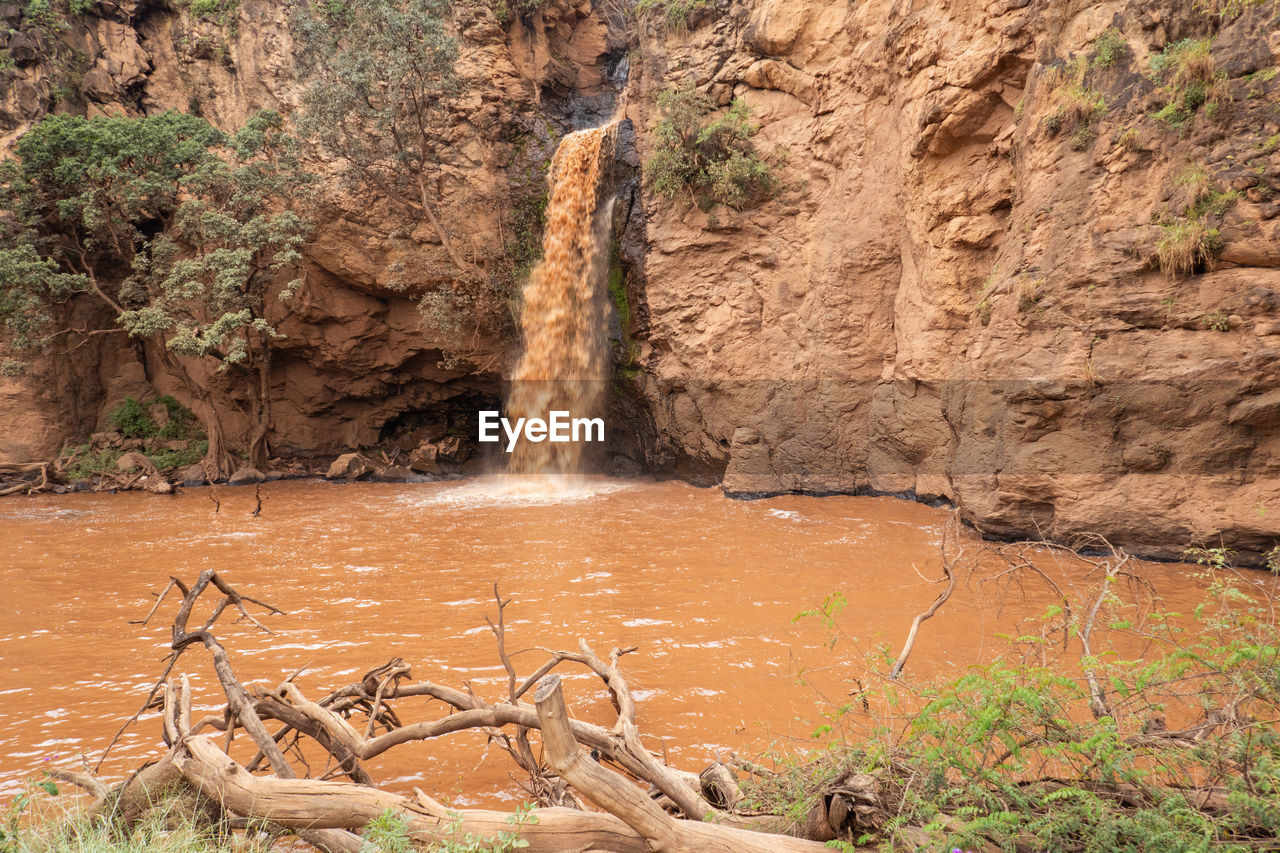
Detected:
[
  {"left": 620, "top": 0, "right": 1280, "bottom": 561},
  {"left": 2, "top": 0, "right": 1277, "bottom": 561},
  {"left": 0, "top": 0, "right": 619, "bottom": 460}
]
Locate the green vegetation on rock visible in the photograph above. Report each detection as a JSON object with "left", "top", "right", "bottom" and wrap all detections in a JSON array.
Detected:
[
  {"left": 292, "top": 0, "right": 510, "bottom": 357},
  {"left": 0, "top": 109, "right": 310, "bottom": 476},
  {"left": 1151, "top": 38, "right": 1226, "bottom": 130},
  {"left": 647, "top": 82, "right": 778, "bottom": 213},
  {"left": 634, "top": 0, "right": 708, "bottom": 34}
]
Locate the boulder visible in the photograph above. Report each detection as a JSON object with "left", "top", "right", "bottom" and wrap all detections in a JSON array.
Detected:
[
  {"left": 229, "top": 466, "right": 265, "bottom": 486},
  {"left": 326, "top": 452, "right": 374, "bottom": 480},
  {"left": 116, "top": 451, "right": 158, "bottom": 477},
  {"left": 370, "top": 465, "right": 411, "bottom": 483},
  {"left": 90, "top": 431, "right": 121, "bottom": 450},
  {"left": 408, "top": 442, "right": 441, "bottom": 475},
  {"left": 148, "top": 403, "right": 171, "bottom": 430},
  {"left": 436, "top": 434, "right": 470, "bottom": 463},
  {"left": 179, "top": 464, "right": 207, "bottom": 487},
  {"left": 7, "top": 31, "right": 40, "bottom": 66}
]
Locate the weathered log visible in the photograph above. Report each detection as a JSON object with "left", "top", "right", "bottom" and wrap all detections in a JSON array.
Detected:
[
  {"left": 175, "top": 734, "right": 651, "bottom": 853},
  {"left": 534, "top": 675, "right": 830, "bottom": 853}
]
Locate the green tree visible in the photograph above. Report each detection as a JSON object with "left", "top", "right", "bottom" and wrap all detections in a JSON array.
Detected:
[
  {"left": 291, "top": 0, "right": 479, "bottom": 281},
  {"left": 0, "top": 110, "right": 310, "bottom": 477}
]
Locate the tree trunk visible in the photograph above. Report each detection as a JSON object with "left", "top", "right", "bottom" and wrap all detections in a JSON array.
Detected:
[
  {"left": 147, "top": 340, "right": 237, "bottom": 481},
  {"left": 247, "top": 357, "right": 271, "bottom": 472}
]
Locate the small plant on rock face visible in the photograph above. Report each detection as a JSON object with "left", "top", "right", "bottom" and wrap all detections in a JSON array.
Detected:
[
  {"left": 1153, "top": 164, "right": 1237, "bottom": 275},
  {"left": 1041, "top": 56, "right": 1107, "bottom": 147},
  {"left": 1200, "top": 310, "right": 1231, "bottom": 331},
  {"left": 1156, "top": 219, "right": 1221, "bottom": 275},
  {"left": 1091, "top": 26, "right": 1128, "bottom": 68},
  {"left": 1115, "top": 127, "right": 1142, "bottom": 150},
  {"left": 1151, "top": 38, "right": 1227, "bottom": 129},
  {"left": 647, "top": 82, "right": 778, "bottom": 213},
  {"left": 634, "top": 0, "right": 708, "bottom": 34}
]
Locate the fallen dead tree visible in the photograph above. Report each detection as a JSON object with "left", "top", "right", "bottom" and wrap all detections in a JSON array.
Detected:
[{"left": 64, "top": 572, "right": 865, "bottom": 852}]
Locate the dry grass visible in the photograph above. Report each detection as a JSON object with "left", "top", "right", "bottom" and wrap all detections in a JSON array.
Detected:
[
  {"left": 1115, "top": 127, "right": 1142, "bottom": 151},
  {"left": 1017, "top": 277, "right": 1045, "bottom": 311},
  {"left": 1167, "top": 39, "right": 1217, "bottom": 89},
  {"left": 1156, "top": 218, "right": 1221, "bottom": 275}
]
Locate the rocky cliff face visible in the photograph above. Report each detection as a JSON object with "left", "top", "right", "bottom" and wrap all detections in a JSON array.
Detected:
[
  {"left": 0, "top": 0, "right": 622, "bottom": 457},
  {"left": 2, "top": 0, "right": 1277, "bottom": 561},
  {"left": 619, "top": 0, "right": 1280, "bottom": 562}
]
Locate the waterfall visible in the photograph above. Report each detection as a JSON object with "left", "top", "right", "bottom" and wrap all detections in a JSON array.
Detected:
[{"left": 506, "top": 123, "right": 618, "bottom": 475}]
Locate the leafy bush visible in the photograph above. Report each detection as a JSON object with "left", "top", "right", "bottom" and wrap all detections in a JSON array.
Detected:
[
  {"left": 61, "top": 446, "right": 122, "bottom": 480},
  {"left": 105, "top": 396, "right": 201, "bottom": 442},
  {"left": 1200, "top": 310, "right": 1231, "bottom": 331},
  {"left": 492, "top": 0, "right": 547, "bottom": 25},
  {"left": 109, "top": 397, "right": 159, "bottom": 438},
  {"left": 647, "top": 83, "right": 778, "bottom": 212},
  {"left": 758, "top": 554, "right": 1280, "bottom": 852},
  {"left": 634, "top": 0, "right": 707, "bottom": 33},
  {"left": 1091, "top": 27, "right": 1128, "bottom": 68},
  {"left": 147, "top": 439, "right": 209, "bottom": 470}
]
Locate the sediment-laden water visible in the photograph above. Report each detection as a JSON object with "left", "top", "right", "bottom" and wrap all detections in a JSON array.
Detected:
[
  {"left": 0, "top": 479, "right": 1230, "bottom": 803},
  {"left": 506, "top": 124, "right": 616, "bottom": 475}
]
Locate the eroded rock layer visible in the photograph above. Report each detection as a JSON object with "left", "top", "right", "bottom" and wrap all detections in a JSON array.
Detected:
[{"left": 2, "top": 0, "right": 1278, "bottom": 560}]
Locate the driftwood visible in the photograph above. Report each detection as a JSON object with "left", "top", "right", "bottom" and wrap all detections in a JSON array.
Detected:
[{"left": 65, "top": 572, "right": 853, "bottom": 852}]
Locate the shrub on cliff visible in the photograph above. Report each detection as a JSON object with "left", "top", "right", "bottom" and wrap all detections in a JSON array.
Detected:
[
  {"left": 0, "top": 110, "right": 310, "bottom": 476},
  {"left": 760, "top": 539, "right": 1280, "bottom": 851},
  {"left": 647, "top": 82, "right": 778, "bottom": 213},
  {"left": 290, "top": 0, "right": 513, "bottom": 356}
]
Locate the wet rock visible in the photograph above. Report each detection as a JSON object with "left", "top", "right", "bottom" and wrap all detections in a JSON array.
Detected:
[
  {"left": 229, "top": 466, "right": 265, "bottom": 486},
  {"left": 179, "top": 464, "right": 207, "bottom": 487},
  {"left": 370, "top": 464, "right": 411, "bottom": 483},
  {"left": 326, "top": 452, "right": 374, "bottom": 480},
  {"left": 408, "top": 442, "right": 441, "bottom": 475},
  {"left": 721, "top": 428, "right": 781, "bottom": 497}
]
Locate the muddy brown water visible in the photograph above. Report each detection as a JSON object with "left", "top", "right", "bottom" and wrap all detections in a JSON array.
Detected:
[{"left": 0, "top": 478, "right": 1238, "bottom": 805}]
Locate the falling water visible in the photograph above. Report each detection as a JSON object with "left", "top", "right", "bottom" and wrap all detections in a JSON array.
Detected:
[{"left": 506, "top": 123, "right": 618, "bottom": 475}]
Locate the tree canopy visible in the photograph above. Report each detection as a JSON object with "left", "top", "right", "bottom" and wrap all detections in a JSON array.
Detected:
[{"left": 0, "top": 109, "right": 311, "bottom": 475}]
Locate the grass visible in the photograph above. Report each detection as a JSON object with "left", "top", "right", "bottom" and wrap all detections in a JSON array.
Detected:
[
  {"left": 2, "top": 788, "right": 247, "bottom": 853},
  {"left": 634, "top": 0, "right": 708, "bottom": 34},
  {"left": 1017, "top": 276, "right": 1045, "bottom": 312},
  {"left": 1115, "top": 127, "right": 1142, "bottom": 151},
  {"left": 749, "top": 561, "right": 1280, "bottom": 852},
  {"left": 1042, "top": 59, "right": 1107, "bottom": 147},
  {"left": 1150, "top": 38, "right": 1227, "bottom": 130},
  {"left": 1152, "top": 165, "right": 1238, "bottom": 275},
  {"left": 1156, "top": 218, "right": 1222, "bottom": 275}
]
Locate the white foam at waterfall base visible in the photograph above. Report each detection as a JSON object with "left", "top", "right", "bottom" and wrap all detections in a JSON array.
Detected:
[{"left": 400, "top": 475, "right": 633, "bottom": 508}]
